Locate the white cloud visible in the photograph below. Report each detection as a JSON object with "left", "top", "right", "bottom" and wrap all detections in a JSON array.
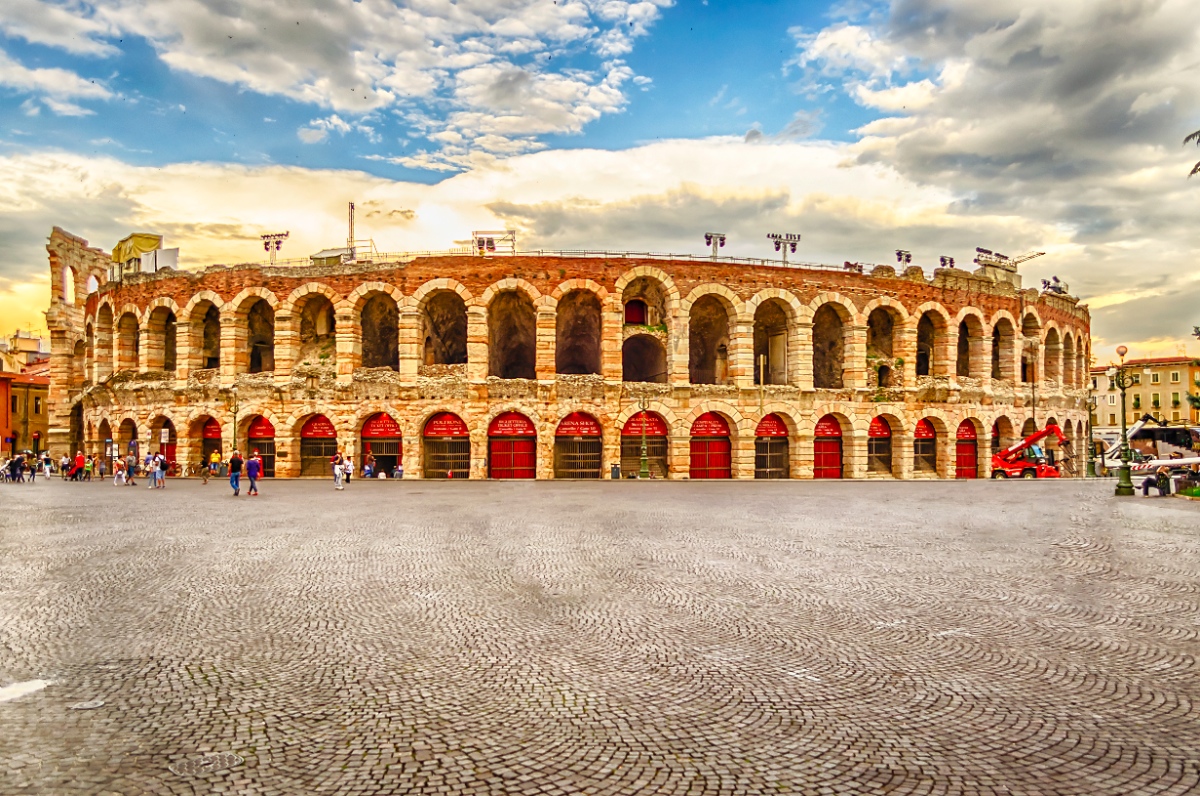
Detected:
[
  {"left": 0, "top": 0, "right": 117, "bottom": 56},
  {"left": 0, "top": 48, "right": 112, "bottom": 114}
]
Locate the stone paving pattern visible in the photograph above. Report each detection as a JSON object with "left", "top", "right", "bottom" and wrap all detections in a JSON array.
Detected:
[{"left": 1, "top": 479, "right": 1198, "bottom": 796}]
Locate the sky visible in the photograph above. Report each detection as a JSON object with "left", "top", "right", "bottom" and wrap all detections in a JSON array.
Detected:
[{"left": 0, "top": 0, "right": 1198, "bottom": 362}]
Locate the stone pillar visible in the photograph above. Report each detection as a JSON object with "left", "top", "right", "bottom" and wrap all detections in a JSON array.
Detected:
[
  {"left": 845, "top": 324, "right": 868, "bottom": 389},
  {"left": 467, "top": 307, "right": 488, "bottom": 382},
  {"left": 398, "top": 308, "right": 421, "bottom": 380},
  {"left": 470, "top": 431, "right": 487, "bottom": 479},
  {"left": 219, "top": 315, "right": 242, "bottom": 387},
  {"left": 894, "top": 327, "right": 917, "bottom": 388},
  {"left": 537, "top": 433, "right": 555, "bottom": 479},
  {"left": 138, "top": 319, "right": 156, "bottom": 372},
  {"left": 536, "top": 308, "right": 556, "bottom": 381},
  {"left": 669, "top": 313, "right": 689, "bottom": 385},
  {"left": 335, "top": 310, "right": 358, "bottom": 385},
  {"left": 795, "top": 430, "right": 815, "bottom": 479},
  {"left": 603, "top": 429, "right": 621, "bottom": 479},
  {"left": 669, "top": 434, "right": 690, "bottom": 479},
  {"left": 1044, "top": 340, "right": 1062, "bottom": 387},
  {"left": 273, "top": 313, "right": 297, "bottom": 386},
  {"left": 939, "top": 328, "right": 959, "bottom": 382},
  {"left": 795, "top": 322, "right": 813, "bottom": 391},
  {"left": 843, "top": 428, "right": 867, "bottom": 479},
  {"left": 973, "top": 331, "right": 991, "bottom": 381},
  {"left": 173, "top": 322, "right": 190, "bottom": 388},
  {"left": 730, "top": 320, "right": 755, "bottom": 389},
  {"left": 733, "top": 432, "right": 755, "bottom": 479},
  {"left": 601, "top": 306, "right": 623, "bottom": 382},
  {"left": 894, "top": 434, "right": 914, "bottom": 479}
]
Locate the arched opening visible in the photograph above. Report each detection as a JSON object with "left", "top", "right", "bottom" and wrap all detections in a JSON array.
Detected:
[
  {"left": 97, "top": 419, "right": 112, "bottom": 458},
  {"left": 246, "top": 299, "right": 275, "bottom": 374},
  {"left": 754, "top": 299, "right": 790, "bottom": 385},
  {"left": 146, "top": 307, "right": 178, "bottom": 372},
  {"left": 196, "top": 417, "right": 222, "bottom": 465},
  {"left": 86, "top": 274, "right": 99, "bottom": 294},
  {"left": 1021, "top": 418, "right": 1038, "bottom": 437},
  {"left": 1062, "top": 334, "right": 1076, "bottom": 388},
  {"left": 96, "top": 305, "right": 114, "bottom": 379},
  {"left": 689, "top": 295, "right": 731, "bottom": 385},
  {"left": 812, "top": 304, "right": 846, "bottom": 389},
  {"left": 422, "top": 291, "right": 468, "bottom": 366},
  {"left": 754, "top": 413, "right": 790, "bottom": 479},
  {"left": 150, "top": 416, "right": 178, "bottom": 471},
  {"left": 689, "top": 412, "right": 732, "bottom": 479},
  {"left": 71, "top": 340, "right": 86, "bottom": 389},
  {"left": 488, "top": 411, "right": 536, "bottom": 479},
  {"left": 991, "top": 318, "right": 1014, "bottom": 380},
  {"left": 246, "top": 415, "right": 276, "bottom": 477},
  {"left": 914, "top": 419, "right": 938, "bottom": 475},
  {"left": 360, "top": 412, "right": 402, "bottom": 477},
  {"left": 297, "top": 295, "right": 336, "bottom": 367},
  {"left": 813, "top": 414, "right": 843, "bottom": 478},
  {"left": 118, "top": 418, "right": 139, "bottom": 458},
  {"left": 85, "top": 323, "right": 95, "bottom": 380},
  {"left": 957, "top": 317, "right": 983, "bottom": 378},
  {"left": 992, "top": 417, "right": 1014, "bottom": 459},
  {"left": 623, "top": 298, "right": 647, "bottom": 325},
  {"left": 621, "top": 277, "right": 667, "bottom": 328},
  {"left": 191, "top": 302, "right": 221, "bottom": 370},
  {"left": 61, "top": 266, "right": 76, "bottom": 305},
  {"left": 488, "top": 291, "right": 536, "bottom": 379},
  {"left": 1021, "top": 314, "right": 1040, "bottom": 383},
  {"left": 867, "top": 416, "right": 893, "bottom": 474},
  {"left": 1043, "top": 327, "right": 1062, "bottom": 384},
  {"left": 955, "top": 420, "right": 978, "bottom": 479},
  {"left": 866, "top": 307, "right": 897, "bottom": 387},
  {"left": 299, "top": 414, "right": 337, "bottom": 477},
  {"left": 621, "top": 411, "right": 669, "bottom": 478},
  {"left": 555, "top": 290, "right": 602, "bottom": 375},
  {"left": 916, "top": 313, "right": 941, "bottom": 377},
  {"left": 423, "top": 412, "right": 470, "bottom": 479},
  {"left": 622, "top": 335, "right": 667, "bottom": 383},
  {"left": 554, "top": 412, "right": 603, "bottom": 479},
  {"left": 361, "top": 293, "right": 399, "bottom": 370},
  {"left": 116, "top": 312, "right": 140, "bottom": 372},
  {"left": 70, "top": 404, "right": 84, "bottom": 458}
]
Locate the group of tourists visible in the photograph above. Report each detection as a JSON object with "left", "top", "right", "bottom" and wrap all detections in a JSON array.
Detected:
[
  {"left": 215, "top": 449, "right": 263, "bottom": 497},
  {"left": 3, "top": 452, "right": 51, "bottom": 483}
]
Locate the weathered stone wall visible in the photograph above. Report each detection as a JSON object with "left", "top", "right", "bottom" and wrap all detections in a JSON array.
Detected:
[{"left": 46, "top": 228, "right": 1092, "bottom": 479}]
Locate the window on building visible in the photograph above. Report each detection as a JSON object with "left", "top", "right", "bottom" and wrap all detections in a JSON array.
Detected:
[
  {"left": 1091, "top": 377, "right": 1097, "bottom": 390},
  {"left": 1172, "top": 392, "right": 1180, "bottom": 406},
  {"left": 1152, "top": 392, "right": 1160, "bottom": 407},
  {"left": 1108, "top": 413, "right": 1116, "bottom": 425},
  {"left": 1107, "top": 394, "right": 1116, "bottom": 405},
  {"left": 1132, "top": 373, "right": 1141, "bottom": 384},
  {"left": 10, "top": 396, "right": 16, "bottom": 413},
  {"left": 1171, "top": 371, "right": 1180, "bottom": 383},
  {"left": 34, "top": 397, "right": 41, "bottom": 414},
  {"left": 1172, "top": 411, "right": 1180, "bottom": 421},
  {"left": 1151, "top": 372, "right": 1160, "bottom": 384}
]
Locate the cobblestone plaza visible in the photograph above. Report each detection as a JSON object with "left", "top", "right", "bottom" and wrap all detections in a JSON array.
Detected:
[{"left": 2, "top": 480, "right": 1198, "bottom": 795}]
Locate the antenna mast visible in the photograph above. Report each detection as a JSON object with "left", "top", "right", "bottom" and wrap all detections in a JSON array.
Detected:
[{"left": 348, "top": 202, "right": 356, "bottom": 261}]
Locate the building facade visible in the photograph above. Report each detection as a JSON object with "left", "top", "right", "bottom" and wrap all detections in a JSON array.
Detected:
[
  {"left": 45, "top": 227, "right": 1092, "bottom": 479},
  {"left": 1090, "top": 358, "right": 1200, "bottom": 453},
  {"left": 1, "top": 372, "right": 50, "bottom": 456}
]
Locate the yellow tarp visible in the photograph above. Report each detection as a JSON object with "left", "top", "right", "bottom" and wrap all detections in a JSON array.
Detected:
[{"left": 111, "top": 233, "right": 162, "bottom": 264}]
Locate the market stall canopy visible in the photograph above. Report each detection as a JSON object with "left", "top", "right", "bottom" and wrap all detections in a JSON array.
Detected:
[{"left": 112, "top": 233, "right": 162, "bottom": 264}]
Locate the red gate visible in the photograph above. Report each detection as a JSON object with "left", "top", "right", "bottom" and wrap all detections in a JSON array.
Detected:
[
  {"left": 955, "top": 420, "right": 978, "bottom": 479},
  {"left": 620, "top": 411, "right": 669, "bottom": 478},
  {"left": 361, "top": 412, "right": 402, "bottom": 477},
  {"left": 813, "top": 414, "right": 843, "bottom": 479},
  {"left": 247, "top": 415, "right": 276, "bottom": 477},
  {"left": 690, "top": 412, "right": 731, "bottom": 479},
  {"left": 488, "top": 411, "right": 536, "bottom": 479}
]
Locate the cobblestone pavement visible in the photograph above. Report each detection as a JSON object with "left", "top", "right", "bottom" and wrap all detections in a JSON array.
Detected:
[{"left": 2, "top": 479, "right": 1198, "bottom": 796}]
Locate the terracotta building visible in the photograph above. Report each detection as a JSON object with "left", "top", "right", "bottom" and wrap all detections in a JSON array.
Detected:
[
  {"left": 1, "top": 371, "right": 50, "bottom": 456},
  {"left": 44, "top": 227, "right": 1091, "bottom": 479}
]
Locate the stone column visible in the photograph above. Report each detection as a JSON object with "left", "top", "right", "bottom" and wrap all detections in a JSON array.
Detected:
[
  {"left": 335, "top": 310, "right": 358, "bottom": 385},
  {"left": 601, "top": 306, "right": 623, "bottom": 382},
  {"left": 173, "top": 322, "right": 190, "bottom": 389},
  {"left": 138, "top": 319, "right": 156, "bottom": 373},
  {"left": 273, "top": 313, "right": 297, "bottom": 386},
  {"left": 795, "top": 430, "right": 815, "bottom": 478},
  {"left": 219, "top": 315, "right": 242, "bottom": 387},
  {"left": 894, "top": 434, "right": 914, "bottom": 479},
  {"left": 843, "top": 428, "right": 867, "bottom": 479},
  {"left": 845, "top": 324, "right": 868, "bottom": 389},
  {"left": 398, "top": 308, "right": 421, "bottom": 381},
  {"left": 536, "top": 308, "right": 556, "bottom": 381},
  {"left": 669, "top": 313, "right": 689, "bottom": 385},
  {"left": 939, "top": 328, "right": 959, "bottom": 383},
  {"left": 894, "top": 326, "right": 917, "bottom": 388},
  {"left": 730, "top": 320, "right": 755, "bottom": 389},
  {"left": 732, "top": 432, "right": 755, "bottom": 479},
  {"left": 973, "top": 331, "right": 991, "bottom": 382},
  {"left": 470, "top": 431, "right": 487, "bottom": 479},
  {"left": 795, "top": 322, "right": 813, "bottom": 391},
  {"left": 467, "top": 307, "right": 488, "bottom": 382}
]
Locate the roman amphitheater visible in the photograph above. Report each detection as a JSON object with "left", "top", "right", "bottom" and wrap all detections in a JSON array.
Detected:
[{"left": 44, "top": 227, "right": 1090, "bottom": 480}]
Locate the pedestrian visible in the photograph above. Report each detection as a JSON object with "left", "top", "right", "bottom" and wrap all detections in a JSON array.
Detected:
[
  {"left": 246, "top": 451, "right": 261, "bottom": 496},
  {"left": 27, "top": 455, "right": 37, "bottom": 483},
  {"left": 83, "top": 456, "right": 93, "bottom": 482},
  {"left": 331, "top": 450, "right": 345, "bottom": 490},
  {"left": 155, "top": 451, "right": 167, "bottom": 488},
  {"left": 393, "top": 461, "right": 403, "bottom": 480},
  {"left": 114, "top": 456, "right": 126, "bottom": 485},
  {"left": 342, "top": 455, "right": 353, "bottom": 486},
  {"left": 124, "top": 452, "right": 137, "bottom": 486},
  {"left": 1141, "top": 465, "right": 1173, "bottom": 497},
  {"left": 60, "top": 454, "right": 70, "bottom": 480},
  {"left": 209, "top": 449, "right": 222, "bottom": 479},
  {"left": 199, "top": 457, "right": 210, "bottom": 485},
  {"left": 228, "top": 449, "right": 244, "bottom": 496},
  {"left": 97, "top": 457, "right": 107, "bottom": 480},
  {"left": 42, "top": 453, "right": 53, "bottom": 479}
]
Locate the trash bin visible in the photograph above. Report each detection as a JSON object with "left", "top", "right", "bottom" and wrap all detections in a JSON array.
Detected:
[
  {"left": 219, "top": 463, "right": 228, "bottom": 477},
  {"left": 610, "top": 463, "right": 620, "bottom": 480}
]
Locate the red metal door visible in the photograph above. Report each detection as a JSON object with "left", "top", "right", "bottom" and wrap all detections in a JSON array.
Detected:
[
  {"left": 489, "top": 437, "right": 536, "bottom": 479},
  {"left": 689, "top": 437, "right": 731, "bottom": 479},
  {"left": 955, "top": 440, "right": 978, "bottom": 479},
  {"left": 813, "top": 438, "right": 843, "bottom": 479}
]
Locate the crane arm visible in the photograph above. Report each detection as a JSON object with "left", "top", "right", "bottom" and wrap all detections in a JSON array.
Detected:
[{"left": 997, "top": 424, "right": 1066, "bottom": 463}]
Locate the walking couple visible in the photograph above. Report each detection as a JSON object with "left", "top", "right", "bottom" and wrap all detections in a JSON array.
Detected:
[
  {"left": 331, "top": 451, "right": 353, "bottom": 490},
  {"left": 228, "top": 450, "right": 264, "bottom": 497}
]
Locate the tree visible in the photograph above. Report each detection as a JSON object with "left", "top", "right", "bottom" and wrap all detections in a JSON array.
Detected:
[{"left": 1188, "top": 130, "right": 1200, "bottom": 177}]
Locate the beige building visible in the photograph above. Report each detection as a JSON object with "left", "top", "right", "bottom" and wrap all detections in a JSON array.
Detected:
[
  {"left": 1091, "top": 357, "right": 1200, "bottom": 431},
  {"left": 45, "top": 226, "right": 1091, "bottom": 480}
]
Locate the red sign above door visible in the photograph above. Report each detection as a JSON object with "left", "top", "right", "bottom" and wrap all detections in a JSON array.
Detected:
[
  {"left": 425, "top": 412, "right": 469, "bottom": 437},
  {"left": 247, "top": 416, "right": 275, "bottom": 438},
  {"left": 956, "top": 420, "right": 978, "bottom": 440},
  {"left": 556, "top": 412, "right": 601, "bottom": 436},
  {"left": 814, "top": 415, "right": 842, "bottom": 438},
  {"left": 361, "top": 413, "right": 402, "bottom": 438},
  {"left": 202, "top": 418, "right": 222, "bottom": 439},
  {"left": 622, "top": 411, "right": 668, "bottom": 437},
  {"left": 690, "top": 412, "right": 730, "bottom": 437},
  {"left": 868, "top": 417, "right": 892, "bottom": 438},
  {"left": 488, "top": 411, "right": 536, "bottom": 437},
  {"left": 301, "top": 414, "right": 337, "bottom": 438},
  {"left": 755, "top": 413, "right": 789, "bottom": 437},
  {"left": 915, "top": 419, "right": 937, "bottom": 439}
]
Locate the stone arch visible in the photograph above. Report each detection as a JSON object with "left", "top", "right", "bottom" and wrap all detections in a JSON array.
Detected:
[
  {"left": 617, "top": 268, "right": 679, "bottom": 329},
  {"left": 95, "top": 303, "right": 114, "bottom": 380},
  {"left": 183, "top": 291, "right": 225, "bottom": 372},
  {"left": 478, "top": 277, "right": 543, "bottom": 308},
  {"left": 286, "top": 284, "right": 339, "bottom": 371},
  {"left": 488, "top": 288, "right": 537, "bottom": 379},
  {"left": 614, "top": 266, "right": 680, "bottom": 308},
  {"left": 955, "top": 311, "right": 986, "bottom": 378},
  {"left": 866, "top": 411, "right": 905, "bottom": 478},
  {"left": 990, "top": 313, "right": 1017, "bottom": 381},
  {"left": 60, "top": 264, "right": 77, "bottom": 305},
  {"left": 864, "top": 300, "right": 906, "bottom": 387},
  {"left": 913, "top": 413, "right": 950, "bottom": 478},
  {"left": 751, "top": 293, "right": 797, "bottom": 386},
  {"left": 911, "top": 302, "right": 952, "bottom": 378},
  {"left": 70, "top": 339, "right": 87, "bottom": 388},
  {"left": 115, "top": 309, "right": 140, "bottom": 372},
  {"left": 551, "top": 278, "right": 609, "bottom": 303},
  {"left": 281, "top": 282, "right": 341, "bottom": 315},
  {"left": 622, "top": 334, "right": 667, "bottom": 383},
  {"left": 358, "top": 290, "right": 400, "bottom": 370},
  {"left": 687, "top": 290, "right": 738, "bottom": 385},
  {"left": 683, "top": 402, "right": 747, "bottom": 439},
  {"left": 555, "top": 288, "right": 603, "bottom": 375},
  {"left": 421, "top": 289, "right": 468, "bottom": 366},
  {"left": 409, "top": 278, "right": 474, "bottom": 309},
  {"left": 1043, "top": 325, "right": 1063, "bottom": 384},
  {"left": 810, "top": 298, "right": 854, "bottom": 389},
  {"left": 144, "top": 300, "right": 180, "bottom": 373}
]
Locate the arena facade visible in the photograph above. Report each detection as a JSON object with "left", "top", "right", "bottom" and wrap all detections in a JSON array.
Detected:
[{"left": 44, "top": 227, "right": 1091, "bottom": 480}]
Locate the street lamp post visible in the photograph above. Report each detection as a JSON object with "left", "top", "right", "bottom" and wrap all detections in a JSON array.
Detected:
[
  {"left": 1086, "top": 395, "right": 1097, "bottom": 478},
  {"left": 1107, "top": 346, "right": 1135, "bottom": 496},
  {"left": 637, "top": 395, "right": 650, "bottom": 479},
  {"left": 224, "top": 386, "right": 240, "bottom": 457}
]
